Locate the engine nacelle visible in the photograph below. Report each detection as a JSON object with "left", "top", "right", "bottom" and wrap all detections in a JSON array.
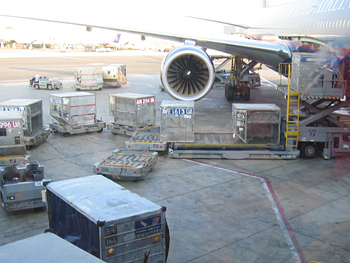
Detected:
[{"left": 160, "top": 45, "right": 215, "bottom": 101}]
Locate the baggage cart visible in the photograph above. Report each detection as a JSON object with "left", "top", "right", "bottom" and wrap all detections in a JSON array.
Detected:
[
  {"left": 108, "top": 93, "right": 156, "bottom": 135},
  {"left": 125, "top": 126, "right": 167, "bottom": 151},
  {"left": 0, "top": 160, "right": 51, "bottom": 211},
  {"left": 45, "top": 175, "right": 170, "bottom": 262},
  {"left": 93, "top": 149, "right": 158, "bottom": 181},
  {"left": 73, "top": 68, "right": 102, "bottom": 90},
  {"left": 102, "top": 64, "right": 127, "bottom": 88},
  {"left": 160, "top": 100, "right": 194, "bottom": 142},
  {"left": 0, "top": 99, "right": 50, "bottom": 148},
  {"left": 0, "top": 232, "right": 105, "bottom": 263},
  {"left": 49, "top": 92, "right": 106, "bottom": 134}
]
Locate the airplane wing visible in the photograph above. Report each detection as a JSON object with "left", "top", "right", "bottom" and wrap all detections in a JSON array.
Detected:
[{"left": 0, "top": 14, "right": 293, "bottom": 101}]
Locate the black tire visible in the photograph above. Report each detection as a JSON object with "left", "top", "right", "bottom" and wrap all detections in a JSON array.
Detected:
[
  {"left": 34, "top": 84, "right": 39, "bottom": 89},
  {"left": 47, "top": 84, "right": 52, "bottom": 90},
  {"left": 241, "top": 83, "right": 250, "bottom": 101},
  {"left": 300, "top": 143, "right": 317, "bottom": 159},
  {"left": 225, "top": 84, "right": 234, "bottom": 101}
]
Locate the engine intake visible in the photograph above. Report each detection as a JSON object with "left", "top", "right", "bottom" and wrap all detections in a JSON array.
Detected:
[{"left": 161, "top": 45, "right": 215, "bottom": 101}]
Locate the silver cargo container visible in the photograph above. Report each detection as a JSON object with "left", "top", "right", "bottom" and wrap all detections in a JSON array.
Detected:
[
  {"left": 160, "top": 100, "right": 194, "bottom": 142},
  {"left": 232, "top": 103, "right": 281, "bottom": 145},
  {"left": 0, "top": 112, "right": 30, "bottom": 166},
  {"left": 108, "top": 93, "right": 156, "bottom": 135},
  {"left": 49, "top": 92, "right": 106, "bottom": 134},
  {"left": 45, "top": 175, "right": 170, "bottom": 263},
  {"left": 102, "top": 64, "right": 127, "bottom": 88},
  {"left": 0, "top": 99, "right": 50, "bottom": 148},
  {"left": 73, "top": 68, "right": 102, "bottom": 90},
  {"left": 0, "top": 232, "right": 105, "bottom": 263}
]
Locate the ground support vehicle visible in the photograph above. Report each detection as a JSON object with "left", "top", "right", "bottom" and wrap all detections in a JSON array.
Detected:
[
  {"left": 276, "top": 53, "right": 350, "bottom": 159},
  {"left": 0, "top": 232, "right": 105, "bottom": 263},
  {"left": 0, "top": 113, "right": 50, "bottom": 211},
  {"left": 49, "top": 92, "right": 106, "bottom": 134},
  {"left": 29, "top": 77, "right": 62, "bottom": 90},
  {"left": 125, "top": 126, "right": 168, "bottom": 152},
  {"left": 107, "top": 93, "right": 156, "bottom": 136},
  {"left": 0, "top": 99, "right": 50, "bottom": 148},
  {"left": 73, "top": 68, "right": 102, "bottom": 90},
  {"left": 44, "top": 175, "right": 170, "bottom": 262},
  {"left": 167, "top": 103, "right": 299, "bottom": 160},
  {"left": 0, "top": 161, "right": 51, "bottom": 211},
  {"left": 93, "top": 149, "right": 158, "bottom": 181},
  {"left": 102, "top": 64, "right": 128, "bottom": 88}
]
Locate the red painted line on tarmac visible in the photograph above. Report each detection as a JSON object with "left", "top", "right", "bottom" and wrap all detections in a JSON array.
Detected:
[{"left": 186, "top": 159, "right": 306, "bottom": 263}]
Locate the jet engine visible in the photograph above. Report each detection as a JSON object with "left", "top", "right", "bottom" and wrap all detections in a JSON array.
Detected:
[{"left": 160, "top": 45, "right": 215, "bottom": 101}]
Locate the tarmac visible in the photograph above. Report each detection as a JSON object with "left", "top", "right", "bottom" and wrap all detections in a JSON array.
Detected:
[{"left": 0, "top": 49, "right": 349, "bottom": 263}]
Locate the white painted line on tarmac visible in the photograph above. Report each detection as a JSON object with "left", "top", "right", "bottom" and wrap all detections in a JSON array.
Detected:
[{"left": 185, "top": 159, "right": 305, "bottom": 263}]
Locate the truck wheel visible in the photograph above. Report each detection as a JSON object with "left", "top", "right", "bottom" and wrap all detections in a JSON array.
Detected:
[
  {"left": 300, "top": 143, "right": 317, "bottom": 159},
  {"left": 241, "top": 83, "right": 250, "bottom": 101},
  {"left": 47, "top": 84, "right": 52, "bottom": 90},
  {"left": 225, "top": 84, "right": 234, "bottom": 101},
  {"left": 34, "top": 84, "right": 39, "bottom": 89}
]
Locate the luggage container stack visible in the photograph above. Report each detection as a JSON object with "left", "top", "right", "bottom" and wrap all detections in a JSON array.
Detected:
[
  {"left": 49, "top": 92, "right": 106, "bottom": 134},
  {"left": 44, "top": 175, "right": 170, "bottom": 263},
  {"left": 107, "top": 93, "right": 156, "bottom": 136},
  {"left": 102, "top": 64, "right": 128, "bottom": 88},
  {"left": 73, "top": 68, "right": 102, "bottom": 90},
  {"left": 93, "top": 149, "right": 158, "bottom": 181},
  {"left": 0, "top": 99, "right": 50, "bottom": 148}
]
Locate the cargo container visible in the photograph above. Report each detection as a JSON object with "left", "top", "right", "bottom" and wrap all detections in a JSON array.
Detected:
[
  {"left": 45, "top": 175, "right": 170, "bottom": 262},
  {"left": 232, "top": 103, "right": 281, "bottom": 144},
  {"left": 102, "top": 64, "right": 127, "bottom": 88},
  {"left": 0, "top": 232, "right": 105, "bottom": 263},
  {"left": 108, "top": 93, "right": 156, "bottom": 135},
  {"left": 73, "top": 68, "right": 102, "bottom": 90},
  {"left": 160, "top": 100, "right": 194, "bottom": 142},
  {"left": 49, "top": 92, "right": 106, "bottom": 134},
  {"left": 0, "top": 99, "right": 50, "bottom": 148},
  {"left": 0, "top": 112, "right": 30, "bottom": 166}
]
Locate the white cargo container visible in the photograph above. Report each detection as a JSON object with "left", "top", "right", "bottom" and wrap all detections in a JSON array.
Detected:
[
  {"left": 108, "top": 93, "right": 156, "bottom": 135},
  {"left": 73, "top": 68, "right": 102, "bottom": 90},
  {"left": 160, "top": 100, "right": 194, "bottom": 142},
  {"left": 0, "top": 233, "right": 105, "bottom": 263},
  {"left": 45, "top": 175, "right": 170, "bottom": 263},
  {"left": 0, "top": 99, "right": 50, "bottom": 148},
  {"left": 49, "top": 92, "right": 106, "bottom": 134},
  {"left": 102, "top": 64, "right": 127, "bottom": 88}
]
